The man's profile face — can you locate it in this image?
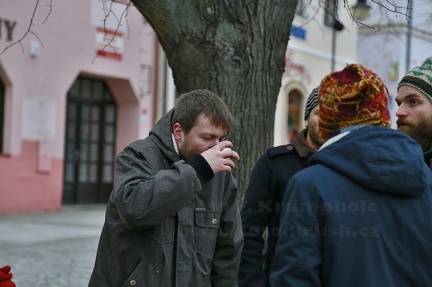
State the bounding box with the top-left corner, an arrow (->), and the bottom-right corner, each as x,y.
396,86 -> 432,151
306,105 -> 325,147
173,113 -> 228,159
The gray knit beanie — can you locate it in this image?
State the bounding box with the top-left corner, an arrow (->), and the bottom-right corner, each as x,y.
398,57 -> 432,102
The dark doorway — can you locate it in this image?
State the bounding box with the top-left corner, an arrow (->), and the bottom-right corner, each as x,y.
63,77 -> 116,204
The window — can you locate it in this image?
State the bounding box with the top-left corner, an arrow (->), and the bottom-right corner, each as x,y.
0,79 -> 4,152
296,0 -> 306,17
324,0 -> 336,27
324,0 -> 344,30
287,90 -> 302,143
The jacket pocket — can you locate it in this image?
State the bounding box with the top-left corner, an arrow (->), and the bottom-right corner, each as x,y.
121,259 -> 161,287
194,211 -> 221,260
151,215 -> 176,244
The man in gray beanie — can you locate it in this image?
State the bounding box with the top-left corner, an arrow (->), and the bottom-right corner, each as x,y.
238,87 -> 323,287
396,56 -> 432,169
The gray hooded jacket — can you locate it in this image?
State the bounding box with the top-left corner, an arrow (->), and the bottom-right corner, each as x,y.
89,109 -> 243,287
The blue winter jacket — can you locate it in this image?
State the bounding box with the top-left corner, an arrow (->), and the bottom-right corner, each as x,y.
270,126 -> 432,287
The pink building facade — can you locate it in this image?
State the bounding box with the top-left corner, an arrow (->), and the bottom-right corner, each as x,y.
0,0 -> 158,214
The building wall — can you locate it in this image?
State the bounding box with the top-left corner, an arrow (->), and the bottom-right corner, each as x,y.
0,0 -> 157,214
274,0 -> 359,145
356,0 -> 432,128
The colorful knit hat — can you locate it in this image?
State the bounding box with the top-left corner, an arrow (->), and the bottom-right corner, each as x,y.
398,57 -> 432,102
304,86 -> 319,119
318,64 -> 391,141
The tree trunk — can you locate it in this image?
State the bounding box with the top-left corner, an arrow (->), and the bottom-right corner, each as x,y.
132,0 -> 298,204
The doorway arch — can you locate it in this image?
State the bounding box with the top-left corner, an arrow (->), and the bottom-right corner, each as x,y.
63,76 -> 116,204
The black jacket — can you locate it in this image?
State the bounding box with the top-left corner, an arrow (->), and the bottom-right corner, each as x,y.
238,129 -> 315,287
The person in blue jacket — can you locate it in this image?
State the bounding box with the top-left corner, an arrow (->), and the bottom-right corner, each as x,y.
238,87 -> 324,287
270,63 -> 432,286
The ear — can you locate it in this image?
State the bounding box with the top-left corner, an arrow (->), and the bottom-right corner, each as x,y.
172,123 -> 183,142
304,118 -> 310,128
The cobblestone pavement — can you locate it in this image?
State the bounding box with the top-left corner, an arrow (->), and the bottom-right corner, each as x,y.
0,204 -> 106,287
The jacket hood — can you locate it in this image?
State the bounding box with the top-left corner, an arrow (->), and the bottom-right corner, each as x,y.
149,109 -> 181,163
309,126 -> 431,197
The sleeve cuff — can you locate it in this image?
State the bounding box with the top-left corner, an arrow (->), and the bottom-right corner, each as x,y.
185,154 -> 214,184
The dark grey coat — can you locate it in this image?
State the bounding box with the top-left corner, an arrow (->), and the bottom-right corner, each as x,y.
89,110 -> 243,287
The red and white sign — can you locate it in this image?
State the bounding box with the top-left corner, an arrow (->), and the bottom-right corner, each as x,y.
95,27 -> 124,60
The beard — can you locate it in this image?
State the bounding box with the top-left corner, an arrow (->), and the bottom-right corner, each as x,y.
398,115 -> 432,152
308,124 -> 325,148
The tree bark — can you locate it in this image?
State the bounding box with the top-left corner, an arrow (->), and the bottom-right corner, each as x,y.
132,0 -> 298,203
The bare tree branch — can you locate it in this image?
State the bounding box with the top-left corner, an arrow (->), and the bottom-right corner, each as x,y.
1,0 -> 46,55
342,0 -> 412,32
43,0 -> 53,24
92,0 -> 132,63
371,0 -> 409,16
1,0 -> 131,59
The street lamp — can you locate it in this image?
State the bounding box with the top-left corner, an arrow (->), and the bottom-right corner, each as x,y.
330,0 -> 371,72
351,0 -> 372,21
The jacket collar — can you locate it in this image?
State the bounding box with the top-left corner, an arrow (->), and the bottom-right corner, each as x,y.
291,129 -> 316,158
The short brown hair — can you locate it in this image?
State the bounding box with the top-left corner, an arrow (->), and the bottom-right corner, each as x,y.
172,89 -> 236,134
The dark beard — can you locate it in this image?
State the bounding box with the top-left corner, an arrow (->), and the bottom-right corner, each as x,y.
409,116 -> 432,152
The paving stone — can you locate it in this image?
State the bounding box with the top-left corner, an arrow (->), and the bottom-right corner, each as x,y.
0,204 -> 106,287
